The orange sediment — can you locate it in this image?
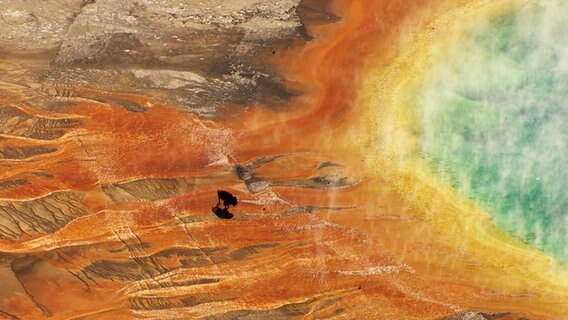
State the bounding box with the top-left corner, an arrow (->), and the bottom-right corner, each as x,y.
0,0 -> 567,319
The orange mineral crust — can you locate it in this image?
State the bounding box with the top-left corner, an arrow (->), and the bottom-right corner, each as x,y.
0,0 -> 566,319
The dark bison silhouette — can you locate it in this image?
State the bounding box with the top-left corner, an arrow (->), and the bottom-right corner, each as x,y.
217,190 -> 238,208
212,190 -> 237,219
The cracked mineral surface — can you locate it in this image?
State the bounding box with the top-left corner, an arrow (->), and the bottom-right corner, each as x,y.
0,0 -> 567,319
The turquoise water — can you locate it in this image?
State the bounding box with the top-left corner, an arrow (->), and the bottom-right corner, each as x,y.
418,2 -> 568,261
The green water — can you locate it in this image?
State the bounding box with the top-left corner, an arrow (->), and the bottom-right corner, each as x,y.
418,2 -> 568,261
